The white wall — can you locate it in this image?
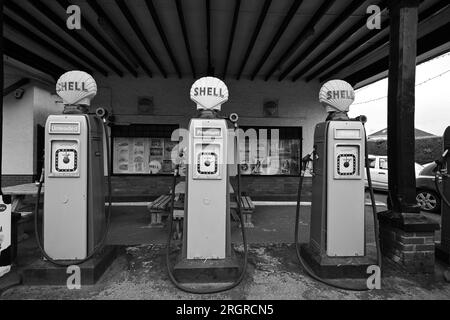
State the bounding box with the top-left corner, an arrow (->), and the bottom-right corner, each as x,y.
2,87 -> 34,174
2,85 -> 59,175
93,76 -> 327,157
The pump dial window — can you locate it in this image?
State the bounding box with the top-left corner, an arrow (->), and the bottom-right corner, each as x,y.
197,152 -> 218,175
55,149 -> 78,172
337,154 -> 356,176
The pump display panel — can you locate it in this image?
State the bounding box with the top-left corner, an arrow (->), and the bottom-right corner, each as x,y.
49,140 -> 80,177
197,152 -> 218,175
337,153 -> 356,176
334,145 -> 361,179
55,149 -> 78,172
192,143 -> 222,179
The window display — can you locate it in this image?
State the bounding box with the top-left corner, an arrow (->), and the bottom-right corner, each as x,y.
112,124 -> 301,176
239,126 -> 301,176
112,124 -> 179,175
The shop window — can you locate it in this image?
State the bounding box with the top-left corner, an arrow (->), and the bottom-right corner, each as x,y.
238,126 -> 302,176
112,124 -> 179,175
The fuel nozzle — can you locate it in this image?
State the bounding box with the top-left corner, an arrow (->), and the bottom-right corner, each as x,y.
435,149 -> 449,168
302,154 -> 312,165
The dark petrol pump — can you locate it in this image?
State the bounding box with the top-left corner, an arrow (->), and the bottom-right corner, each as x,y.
34,71 -> 112,266
166,77 -> 248,294
296,80 -> 381,290
435,126 -> 450,265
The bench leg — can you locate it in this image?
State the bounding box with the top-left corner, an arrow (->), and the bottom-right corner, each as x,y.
149,212 -> 164,228
237,212 -> 254,228
173,219 -> 183,241
245,213 -> 254,228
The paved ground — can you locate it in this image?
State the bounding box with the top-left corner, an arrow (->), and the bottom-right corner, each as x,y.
1,243 -> 450,300
1,191 -> 449,300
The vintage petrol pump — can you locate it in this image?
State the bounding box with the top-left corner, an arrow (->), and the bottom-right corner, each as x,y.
0,194 -> 12,278
297,80 -> 380,288
166,77 -> 248,294
436,126 -> 450,264
35,71 -> 110,264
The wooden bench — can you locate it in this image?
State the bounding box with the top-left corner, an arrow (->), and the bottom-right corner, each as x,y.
3,183 -> 43,242
147,193 -> 255,230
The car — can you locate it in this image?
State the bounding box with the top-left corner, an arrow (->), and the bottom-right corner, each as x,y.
416,162 -> 442,213
364,155 -> 423,191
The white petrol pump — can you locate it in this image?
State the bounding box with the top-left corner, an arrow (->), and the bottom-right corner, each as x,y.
36,71 -> 111,264
186,117 -> 230,259
296,80 -> 381,289
167,77 -> 248,294
313,120 -> 366,257
184,77 -> 234,260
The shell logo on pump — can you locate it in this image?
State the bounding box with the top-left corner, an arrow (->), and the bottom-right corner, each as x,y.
56,71 -> 97,106
319,80 -> 355,113
190,77 -> 229,110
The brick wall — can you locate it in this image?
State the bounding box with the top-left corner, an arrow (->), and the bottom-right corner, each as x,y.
1,175 -> 35,188
110,175 -> 312,202
237,176 -> 312,201
379,223 -> 435,273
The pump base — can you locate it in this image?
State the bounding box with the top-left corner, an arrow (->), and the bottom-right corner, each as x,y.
21,246 -> 118,285
0,269 -> 22,293
173,256 -> 240,283
300,243 -> 377,279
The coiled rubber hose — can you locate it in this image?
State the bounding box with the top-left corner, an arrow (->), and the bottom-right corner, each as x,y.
294,123 -> 382,291
33,117 -> 112,266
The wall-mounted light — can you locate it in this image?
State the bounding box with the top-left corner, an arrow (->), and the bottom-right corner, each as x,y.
263,99 -> 278,117
137,97 -> 154,114
14,88 -> 25,99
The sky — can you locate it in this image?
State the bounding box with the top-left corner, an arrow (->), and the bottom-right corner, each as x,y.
348,52 -> 450,136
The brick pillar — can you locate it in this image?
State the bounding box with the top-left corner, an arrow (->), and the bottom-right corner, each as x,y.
379,221 -> 435,273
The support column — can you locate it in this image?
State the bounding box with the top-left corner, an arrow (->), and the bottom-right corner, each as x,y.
378,0 -> 439,273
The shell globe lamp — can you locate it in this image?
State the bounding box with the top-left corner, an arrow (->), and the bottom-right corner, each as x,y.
319,79 -> 355,121
56,71 -> 97,114
190,77 -> 229,118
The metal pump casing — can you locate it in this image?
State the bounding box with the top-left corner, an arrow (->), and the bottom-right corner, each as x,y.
43,114 -> 106,260
310,120 -> 366,257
